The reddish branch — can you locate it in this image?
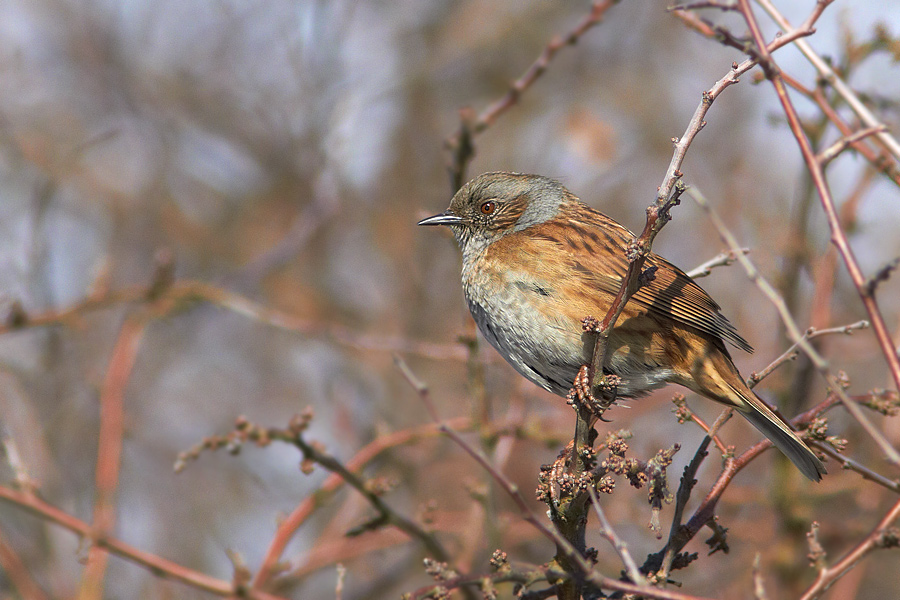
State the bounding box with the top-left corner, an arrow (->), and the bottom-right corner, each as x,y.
694,186 -> 899,463
799,498 -> 900,600
78,315 -> 148,599
588,0 -> 824,396
754,0 -> 900,162
250,418 -> 469,591
0,526 -> 48,600
734,0 -> 900,460
0,486 -> 286,600
398,357 -> 722,600
674,9 -> 900,191
652,387 -> 900,576
0,280 -> 469,361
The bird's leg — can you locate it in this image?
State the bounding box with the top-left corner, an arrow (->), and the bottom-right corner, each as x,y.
567,365 -> 607,421
570,316 -> 622,421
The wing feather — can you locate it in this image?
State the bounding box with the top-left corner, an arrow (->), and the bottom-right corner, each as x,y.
557,203 -> 753,353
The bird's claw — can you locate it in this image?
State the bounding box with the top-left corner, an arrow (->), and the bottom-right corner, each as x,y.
566,365 -> 619,421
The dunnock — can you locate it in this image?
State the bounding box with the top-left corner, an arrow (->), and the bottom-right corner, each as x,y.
419,172 -> 825,481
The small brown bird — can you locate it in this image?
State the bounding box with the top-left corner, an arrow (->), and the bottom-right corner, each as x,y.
419,172 -> 825,481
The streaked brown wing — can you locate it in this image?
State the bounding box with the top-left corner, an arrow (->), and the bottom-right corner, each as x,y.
559,203 -> 753,354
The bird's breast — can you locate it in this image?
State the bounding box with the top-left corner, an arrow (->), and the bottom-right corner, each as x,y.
460,249 -> 676,399
461,254 -> 586,395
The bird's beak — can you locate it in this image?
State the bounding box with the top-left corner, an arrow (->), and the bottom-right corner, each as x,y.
417,212 -> 464,227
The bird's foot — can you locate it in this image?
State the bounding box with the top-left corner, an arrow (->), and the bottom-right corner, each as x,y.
566,365 -> 619,422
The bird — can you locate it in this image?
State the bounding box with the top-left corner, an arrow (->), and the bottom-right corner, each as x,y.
418,171 -> 826,482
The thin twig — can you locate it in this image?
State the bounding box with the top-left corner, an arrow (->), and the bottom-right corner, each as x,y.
0,486 -> 286,600
799,497 -> 900,600
393,356 -> 587,567
754,0 -> 900,162
747,320 -> 870,387
250,418 -> 470,590
736,0 -> 900,405
0,280 -> 471,362
752,553 -> 769,600
649,393 -> 846,569
587,486 -> 647,585
79,314 -> 148,600
692,187 -> 900,465
818,126 -> 888,167
395,356 -> 719,600
587,5 -> 823,395
815,444 -> 900,493
685,248 -> 749,279
0,526 -> 49,600
444,0 -> 618,189
656,420 -> 724,581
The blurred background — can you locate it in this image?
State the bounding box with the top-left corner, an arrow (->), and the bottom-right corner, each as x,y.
1,1 -> 899,598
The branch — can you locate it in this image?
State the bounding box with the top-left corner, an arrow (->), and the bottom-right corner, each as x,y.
393,356 -> 588,569
79,315 -> 149,599
584,10 -> 820,396
0,525 -> 48,600
178,412 -> 451,564
587,486 -> 647,585
395,356 -> 717,600
735,0 -> 900,407
693,187 -> 900,465
747,320 -> 870,387
250,418 -> 470,590
754,0 -> 900,163
444,0 -> 618,189
685,248 -> 749,279
0,486 -> 285,600
815,444 -> 900,493
799,498 -> 900,600
0,280 -> 470,362
674,7 -> 900,189
818,126 -> 889,167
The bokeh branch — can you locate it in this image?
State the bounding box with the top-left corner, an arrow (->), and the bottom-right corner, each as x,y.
444,0 -> 618,190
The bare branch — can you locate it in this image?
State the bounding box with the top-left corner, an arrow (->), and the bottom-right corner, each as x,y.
444,0 -> 618,189
692,187 -> 900,465
748,320 -> 870,387
733,0 -> 900,458
80,315 -> 149,599
396,356 -> 720,600
754,0 -> 900,162
587,486 -> 647,585
800,498 -> 900,600
685,248 -> 749,279
0,487 -> 286,600
818,126 -> 889,167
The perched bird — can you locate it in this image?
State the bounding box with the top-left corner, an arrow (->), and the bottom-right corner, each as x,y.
418,172 -> 825,481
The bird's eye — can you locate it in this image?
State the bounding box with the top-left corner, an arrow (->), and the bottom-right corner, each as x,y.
480,201 -> 496,215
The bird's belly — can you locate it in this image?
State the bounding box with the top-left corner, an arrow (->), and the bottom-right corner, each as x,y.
467,295 -> 583,396
464,275 -> 673,398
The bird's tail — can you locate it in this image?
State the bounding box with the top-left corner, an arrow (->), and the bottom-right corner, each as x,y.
730,384 -> 827,482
